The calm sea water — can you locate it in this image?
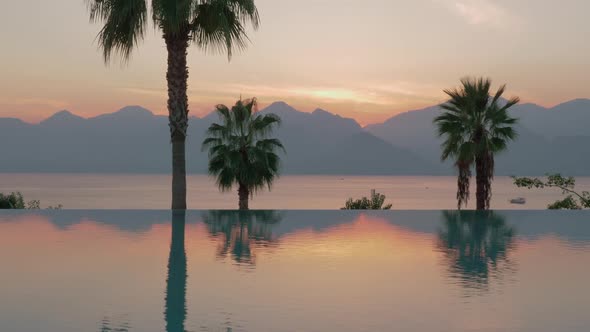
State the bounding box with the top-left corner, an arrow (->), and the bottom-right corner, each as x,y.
0,173 -> 588,209
0,210 -> 589,332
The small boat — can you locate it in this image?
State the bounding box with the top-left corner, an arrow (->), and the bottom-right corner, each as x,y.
509,197 -> 526,205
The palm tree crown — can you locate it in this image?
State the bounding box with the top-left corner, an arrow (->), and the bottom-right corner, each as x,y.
434,77 -> 519,210
88,0 -> 259,62
202,98 -> 285,210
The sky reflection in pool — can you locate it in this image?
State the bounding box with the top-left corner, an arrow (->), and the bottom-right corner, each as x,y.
0,210 -> 589,332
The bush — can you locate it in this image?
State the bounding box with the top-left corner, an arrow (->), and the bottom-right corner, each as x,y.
342,189 -> 393,210
0,192 -> 62,210
0,192 -> 26,209
513,174 -> 590,210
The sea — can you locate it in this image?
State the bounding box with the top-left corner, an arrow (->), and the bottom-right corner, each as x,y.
1,173 -> 587,210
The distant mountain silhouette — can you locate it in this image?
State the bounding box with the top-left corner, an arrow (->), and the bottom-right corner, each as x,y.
257,102 -> 436,174
0,103 -> 436,174
1,100 -> 588,175
365,99 -> 590,175
514,99 -> 590,138
40,110 -> 85,127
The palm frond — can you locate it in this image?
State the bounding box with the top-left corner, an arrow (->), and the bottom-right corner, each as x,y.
151,0 -> 192,34
190,0 -> 259,59
88,0 -> 148,63
256,138 -> 286,153
490,84 -> 506,106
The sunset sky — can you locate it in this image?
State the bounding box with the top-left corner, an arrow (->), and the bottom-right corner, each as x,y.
1,0 -> 589,125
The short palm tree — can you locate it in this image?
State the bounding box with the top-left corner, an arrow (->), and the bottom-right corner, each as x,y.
87,0 -> 260,210
202,98 -> 285,210
434,77 -> 519,210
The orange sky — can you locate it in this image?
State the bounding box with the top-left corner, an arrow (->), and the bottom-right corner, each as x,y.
1,0 -> 589,126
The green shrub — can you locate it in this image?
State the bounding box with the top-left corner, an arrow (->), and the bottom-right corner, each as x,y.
0,192 -> 62,210
342,189 -> 393,210
513,174 -> 590,210
0,192 -> 26,209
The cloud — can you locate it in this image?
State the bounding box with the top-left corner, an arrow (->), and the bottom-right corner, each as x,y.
119,81 -> 444,122
121,87 -> 166,97
436,0 -> 516,27
0,97 -> 69,109
202,82 -> 442,107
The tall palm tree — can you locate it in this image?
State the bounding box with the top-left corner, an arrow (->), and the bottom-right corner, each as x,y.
87,0 -> 260,210
202,98 -> 284,210
434,77 -> 519,210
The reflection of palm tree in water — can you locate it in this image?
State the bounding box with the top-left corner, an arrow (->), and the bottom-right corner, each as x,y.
99,212 -> 187,332
437,210 -> 516,292
203,210 -> 282,265
99,316 -> 130,332
165,211 -> 187,332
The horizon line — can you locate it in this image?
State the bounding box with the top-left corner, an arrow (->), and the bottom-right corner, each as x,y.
2,97 -> 589,128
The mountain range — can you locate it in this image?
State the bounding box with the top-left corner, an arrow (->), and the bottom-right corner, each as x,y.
0,99 -> 588,175
365,99 -> 590,175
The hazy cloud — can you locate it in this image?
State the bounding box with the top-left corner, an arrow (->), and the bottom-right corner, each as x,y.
0,97 -> 69,110
121,87 -> 166,98
436,0 -> 515,27
117,81 -> 444,124
203,82 -> 442,107
123,81 -> 441,108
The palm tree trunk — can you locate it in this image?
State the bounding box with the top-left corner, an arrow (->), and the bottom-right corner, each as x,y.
456,161 -> 472,210
238,182 -> 249,210
475,153 -> 493,211
475,156 -> 486,210
165,31 -> 190,210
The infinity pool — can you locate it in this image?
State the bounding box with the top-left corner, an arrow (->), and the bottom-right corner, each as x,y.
1,210 -> 589,332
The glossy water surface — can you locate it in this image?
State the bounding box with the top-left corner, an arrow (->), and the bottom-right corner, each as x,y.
1,210 -> 589,332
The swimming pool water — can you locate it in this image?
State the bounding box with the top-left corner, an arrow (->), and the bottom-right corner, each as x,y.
1,210 -> 589,332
